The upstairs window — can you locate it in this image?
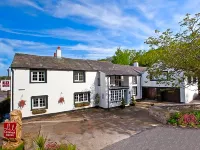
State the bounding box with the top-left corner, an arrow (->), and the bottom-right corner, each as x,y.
74,71 -> 85,83
132,86 -> 137,96
150,71 -> 168,81
132,76 -> 137,84
30,70 -> 47,83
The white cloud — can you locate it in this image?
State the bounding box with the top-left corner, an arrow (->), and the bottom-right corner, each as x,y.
1,0 -> 44,11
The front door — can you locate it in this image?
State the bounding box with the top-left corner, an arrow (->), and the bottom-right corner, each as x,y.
124,90 -> 128,104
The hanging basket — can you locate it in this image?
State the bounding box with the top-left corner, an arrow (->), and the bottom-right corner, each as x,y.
58,97 -> 65,104
18,100 -> 26,109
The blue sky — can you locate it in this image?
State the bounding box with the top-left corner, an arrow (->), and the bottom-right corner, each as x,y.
0,0 -> 199,75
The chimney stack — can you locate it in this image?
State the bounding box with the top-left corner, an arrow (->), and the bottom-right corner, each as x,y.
133,62 -> 139,67
56,46 -> 61,58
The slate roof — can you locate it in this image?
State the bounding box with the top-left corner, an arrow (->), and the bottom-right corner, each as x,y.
11,53 -> 140,76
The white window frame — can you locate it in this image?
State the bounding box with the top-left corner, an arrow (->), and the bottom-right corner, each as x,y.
74,92 -> 90,103
132,86 -> 137,96
132,76 -> 137,84
31,96 -> 47,109
74,71 -> 85,82
110,90 -> 124,102
30,70 -> 46,83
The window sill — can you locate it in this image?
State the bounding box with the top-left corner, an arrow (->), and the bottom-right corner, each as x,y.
110,101 -> 121,103
73,81 -> 85,83
75,102 -> 90,107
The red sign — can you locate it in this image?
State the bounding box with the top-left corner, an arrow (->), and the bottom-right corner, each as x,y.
4,122 -> 17,138
2,81 -> 10,87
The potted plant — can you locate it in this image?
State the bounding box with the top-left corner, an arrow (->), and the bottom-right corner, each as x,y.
130,96 -> 136,106
120,98 -> 125,109
95,93 -> 100,108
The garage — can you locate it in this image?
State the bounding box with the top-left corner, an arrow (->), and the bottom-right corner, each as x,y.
142,87 -> 180,103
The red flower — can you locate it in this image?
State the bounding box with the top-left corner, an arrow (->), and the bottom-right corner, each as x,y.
182,114 -> 197,125
45,142 -> 59,150
58,97 -> 64,104
18,100 -> 26,108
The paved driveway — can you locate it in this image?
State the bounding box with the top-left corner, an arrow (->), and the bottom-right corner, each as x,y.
0,105 -> 160,150
104,126 -> 200,150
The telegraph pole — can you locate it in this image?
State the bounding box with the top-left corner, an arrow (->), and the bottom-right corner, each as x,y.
7,69 -> 10,99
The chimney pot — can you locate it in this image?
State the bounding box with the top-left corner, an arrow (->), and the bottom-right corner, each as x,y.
133,62 -> 139,67
56,46 -> 61,58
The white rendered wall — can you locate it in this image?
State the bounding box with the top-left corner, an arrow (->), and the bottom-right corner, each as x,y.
12,69 -> 99,118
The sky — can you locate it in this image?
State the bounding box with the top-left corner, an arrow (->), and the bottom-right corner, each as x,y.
0,0 -> 199,75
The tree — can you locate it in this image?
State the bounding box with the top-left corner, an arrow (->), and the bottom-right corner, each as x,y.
145,13 -> 200,86
112,48 -> 135,65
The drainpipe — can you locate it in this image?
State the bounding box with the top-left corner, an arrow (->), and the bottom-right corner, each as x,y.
107,76 -> 110,111
11,68 -> 14,111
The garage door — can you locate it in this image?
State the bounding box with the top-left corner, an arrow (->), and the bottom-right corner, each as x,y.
160,88 -> 180,103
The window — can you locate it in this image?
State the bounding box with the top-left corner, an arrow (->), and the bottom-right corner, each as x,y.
74,92 -> 90,103
193,77 -> 197,83
110,76 -> 121,86
110,90 -> 124,102
132,87 -> 137,96
30,70 -> 47,83
98,72 -> 100,86
31,95 -> 48,110
150,71 -> 168,81
73,71 -> 85,83
188,76 -> 192,84
132,76 -> 137,84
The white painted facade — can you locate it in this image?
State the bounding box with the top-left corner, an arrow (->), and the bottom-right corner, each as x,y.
11,68 -> 141,118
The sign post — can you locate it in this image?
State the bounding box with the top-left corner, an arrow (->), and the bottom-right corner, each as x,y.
0,80 -> 10,91
4,122 -> 17,139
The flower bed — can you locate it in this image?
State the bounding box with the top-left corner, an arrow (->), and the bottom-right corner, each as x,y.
148,104 -> 200,126
168,110 -> 200,128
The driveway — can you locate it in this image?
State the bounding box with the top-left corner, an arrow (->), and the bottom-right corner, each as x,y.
0,105 -> 160,150
103,126 -> 200,150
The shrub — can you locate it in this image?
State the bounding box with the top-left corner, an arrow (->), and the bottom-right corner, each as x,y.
120,98 -> 125,109
34,135 -> 47,150
130,96 -> 136,106
168,111 -> 200,128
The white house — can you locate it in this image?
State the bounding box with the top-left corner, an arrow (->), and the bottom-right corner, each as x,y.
10,47 -> 142,118
141,68 -> 199,103
10,47 -> 199,118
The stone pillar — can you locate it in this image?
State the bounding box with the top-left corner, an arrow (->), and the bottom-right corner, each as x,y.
2,110 -> 24,150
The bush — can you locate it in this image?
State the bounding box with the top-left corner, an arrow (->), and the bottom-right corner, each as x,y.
34,135 -> 47,150
120,98 -> 125,109
130,96 -> 136,106
0,97 -> 10,122
168,110 -> 200,127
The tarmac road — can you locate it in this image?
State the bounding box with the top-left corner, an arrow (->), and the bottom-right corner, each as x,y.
103,126 -> 200,150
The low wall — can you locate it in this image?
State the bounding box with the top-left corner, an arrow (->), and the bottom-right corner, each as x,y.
148,104 -> 200,124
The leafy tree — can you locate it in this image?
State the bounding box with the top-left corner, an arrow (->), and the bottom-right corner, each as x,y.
145,13 -> 200,86
112,48 -> 134,65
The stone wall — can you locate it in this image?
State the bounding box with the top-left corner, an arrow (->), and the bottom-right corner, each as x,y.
148,104 -> 200,124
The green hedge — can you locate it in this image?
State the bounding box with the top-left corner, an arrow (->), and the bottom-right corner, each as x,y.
0,97 -> 10,115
